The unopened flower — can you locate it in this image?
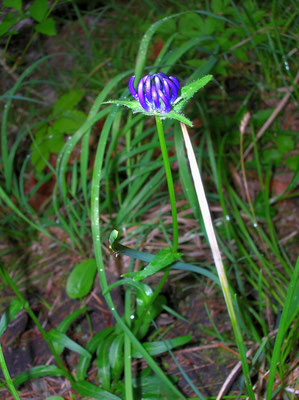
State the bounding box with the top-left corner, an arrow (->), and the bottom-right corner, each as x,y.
128,72 -> 180,114
105,71 -> 212,127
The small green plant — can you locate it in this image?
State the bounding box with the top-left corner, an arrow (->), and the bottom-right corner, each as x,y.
1,0 -> 58,68
30,89 -> 87,174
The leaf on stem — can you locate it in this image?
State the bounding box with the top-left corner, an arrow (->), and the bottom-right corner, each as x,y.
123,247 -> 181,281
132,335 -> 192,358
174,75 -> 213,112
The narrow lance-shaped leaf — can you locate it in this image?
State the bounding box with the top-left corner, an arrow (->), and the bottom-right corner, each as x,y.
104,100 -> 143,112
123,247 -> 181,281
57,307 -> 88,334
104,278 -> 153,306
72,380 -> 121,400
13,365 -> 67,387
47,329 -> 92,358
76,327 -> 114,381
174,75 -> 213,112
132,335 -> 192,358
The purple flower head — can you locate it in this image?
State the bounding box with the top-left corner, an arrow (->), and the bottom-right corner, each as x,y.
128,72 -> 180,114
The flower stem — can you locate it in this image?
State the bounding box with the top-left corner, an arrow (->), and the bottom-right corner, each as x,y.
155,116 -> 178,253
180,122 -> 255,400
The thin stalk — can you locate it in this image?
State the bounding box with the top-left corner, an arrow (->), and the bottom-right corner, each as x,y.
124,259 -> 134,400
151,269 -> 170,304
180,122 -> 255,400
155,116 -> 178,252
124,333 -> 133,400
0,266 -> 73,384
0,343 -> 20,400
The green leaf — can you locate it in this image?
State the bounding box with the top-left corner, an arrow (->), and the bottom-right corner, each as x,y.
104,278 -> 153,306
109,334 -> 124,381
178,13 -> 203,38
66,258 -> 97,299
76,327 -> 114,381
234,48 -> 249,62
156,18 -> 176,35
203,17 -> 217,35
174,75 -> 213,112
57,307 -> 88,334
136,295 -> 166,339
285,155 -> 299,173
0,21 -> 13,36
275,135 -> 294,154
132,367 -> 178,398
132,335 -> 191,358
34,123 -> 47,142
252,108 -> 273,125
164,110 -> 192,126
45,126 -> 65,153
262,149 -> 282,165
30,124 -> 64,171
30,131 -> 50,171
4,0 -> 22,12
45,397 -> 65,400
72,381 -> 121,400
54,89 -> 85,113
0,12 -> 18,36
109,229 -> 119,247
13,365 -> 67,386
48,329 -> 92,358
96,334 -> 116,390
34,18 -> 56,36
104,100 -> 144,112
212,0 -> 225,13
0,299 -> 23,337
52,110 -> 87,135
111,240 -> 219,284
123,247 -> 181,281
29,0 -> 48,22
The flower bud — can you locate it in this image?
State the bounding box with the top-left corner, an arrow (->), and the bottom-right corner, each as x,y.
128,72 -> 180,114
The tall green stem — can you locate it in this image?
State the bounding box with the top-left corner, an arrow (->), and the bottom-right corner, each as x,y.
0,266 -> 73,384
124,258 -> 134,400
155,117 -> 179,252
0,343 -> 20,400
